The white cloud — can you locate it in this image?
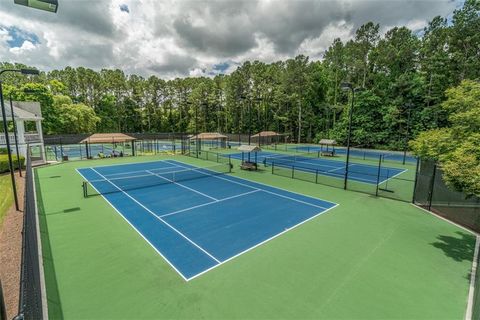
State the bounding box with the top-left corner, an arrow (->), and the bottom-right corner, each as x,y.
9,40 -> 36,55
0,0 -> 461,79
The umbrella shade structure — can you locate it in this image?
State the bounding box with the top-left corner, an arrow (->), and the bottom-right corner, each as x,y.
251,131 -> 283,146
189,132 -> 228,149
237,144 -> 262,170
78,133 -> 136,158
80,133 -> 136,144
318,139 -> 337,156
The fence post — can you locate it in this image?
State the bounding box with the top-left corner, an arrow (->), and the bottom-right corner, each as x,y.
375,155 -> 383,196
427,163 -> 437,211
0,280 -> 6,320
411,158 -> 420,203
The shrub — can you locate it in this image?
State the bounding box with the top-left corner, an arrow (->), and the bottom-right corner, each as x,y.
0,154 -> 25,173
0,148 -> 8,154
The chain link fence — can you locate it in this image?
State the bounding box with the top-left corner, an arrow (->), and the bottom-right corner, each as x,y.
15,146 -> 45,320
268,153 -> 416,203
413,159 -> 480,232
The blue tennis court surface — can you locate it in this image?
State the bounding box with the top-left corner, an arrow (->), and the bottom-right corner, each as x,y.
290,145 -> 417,163
77,160 -> 337,280
226,151 -> 407,185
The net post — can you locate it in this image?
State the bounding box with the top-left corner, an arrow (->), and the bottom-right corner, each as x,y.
375,155 -> 382,196
272,162 -> 274,174
292,165 -> 295,179
228,156 -> 232,173
315,169 -> 319,184
82,182 -> 87,198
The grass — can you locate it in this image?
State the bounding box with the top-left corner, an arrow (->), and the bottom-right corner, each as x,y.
0,173 -> 13,226
35,154 -> 476,319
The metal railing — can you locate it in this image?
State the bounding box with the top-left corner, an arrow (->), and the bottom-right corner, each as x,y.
0,133 -> 16,145
15,147 -> 45,320
24,134 -> 41,143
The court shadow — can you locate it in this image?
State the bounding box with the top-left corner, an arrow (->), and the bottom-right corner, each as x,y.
44,207 -> 82,216
431,231 -> 475,263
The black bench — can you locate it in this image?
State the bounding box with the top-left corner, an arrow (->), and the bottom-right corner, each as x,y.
321,150 -> 335,157
240,161 -> 258,171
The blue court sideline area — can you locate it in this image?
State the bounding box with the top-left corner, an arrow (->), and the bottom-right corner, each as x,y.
77,160 -> 337,280
226,151 -> 407,185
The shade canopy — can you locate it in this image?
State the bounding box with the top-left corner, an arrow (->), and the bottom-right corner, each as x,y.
80,133 -> 136,144
238,145 -> 262,152
319,139 -> 337,146
189,132 -> 227,140
251,131 -> 281,138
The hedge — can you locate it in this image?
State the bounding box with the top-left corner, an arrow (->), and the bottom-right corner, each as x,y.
0,154 -> 25,173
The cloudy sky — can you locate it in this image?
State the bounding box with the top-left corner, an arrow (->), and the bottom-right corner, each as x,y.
0,0 -> 462,79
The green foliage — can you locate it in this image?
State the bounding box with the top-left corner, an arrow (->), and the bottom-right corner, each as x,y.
52,95 -> 100,133
410,80 -> 480,196
0,155 -> 25,173
1,0 -> 478,149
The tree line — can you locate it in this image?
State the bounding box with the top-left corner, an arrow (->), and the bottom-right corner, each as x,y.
1,0 -> 479,151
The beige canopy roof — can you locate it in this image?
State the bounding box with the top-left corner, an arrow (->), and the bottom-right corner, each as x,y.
189,132 -> 227,140
80,133 -> 136,143
319,139 -> 337,145
238,145 -> 262,152
251,131 -> 281,138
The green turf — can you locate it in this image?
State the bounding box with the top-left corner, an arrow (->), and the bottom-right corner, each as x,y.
0,173 -> 13,226
35,155 -> 476,319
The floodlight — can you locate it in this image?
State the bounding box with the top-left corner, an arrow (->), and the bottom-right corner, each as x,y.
14,0 -> 58,13
20,69 -> 40,75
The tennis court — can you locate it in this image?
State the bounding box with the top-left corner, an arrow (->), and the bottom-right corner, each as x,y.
289,145 -> 417,163
77,159 -> 337,280
227,151 -> 406,185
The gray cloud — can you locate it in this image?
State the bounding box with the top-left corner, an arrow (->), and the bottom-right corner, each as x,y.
147,53 -> 197,75
0,0 -> 462,78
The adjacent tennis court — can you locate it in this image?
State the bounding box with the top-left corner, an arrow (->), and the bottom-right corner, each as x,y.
77,159 -> 337,280
227,151 -> 406,185
289,145 -> 417,163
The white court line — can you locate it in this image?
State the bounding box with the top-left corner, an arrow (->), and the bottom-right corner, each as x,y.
78,160 -> 340,281
90,168 -> 222,264
146,170 -> 218,201
159,189 -> 261,218
186,203 -> 340,281
165,159 -> 338,205
165,160 -> 329,210
103,165 -> 180,177
77,158 -> 176,170
76,168 -> 189,281
466,235 -> 480,320
377,168 -> 408,185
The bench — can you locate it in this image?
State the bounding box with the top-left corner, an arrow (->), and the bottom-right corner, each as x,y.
321,150 -> 335,157
240,161 -> 258,171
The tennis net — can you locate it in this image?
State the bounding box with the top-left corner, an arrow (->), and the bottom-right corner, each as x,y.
263,151 -> 320,167
83,163 -> 231,197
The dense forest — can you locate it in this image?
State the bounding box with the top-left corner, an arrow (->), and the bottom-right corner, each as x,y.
1,0 -> 479,151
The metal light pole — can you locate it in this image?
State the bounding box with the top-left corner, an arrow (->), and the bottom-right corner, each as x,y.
340,82 -> 357,190
0,68 -> 40,211
9,94 -> 22,177
403,103 -> 413,165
